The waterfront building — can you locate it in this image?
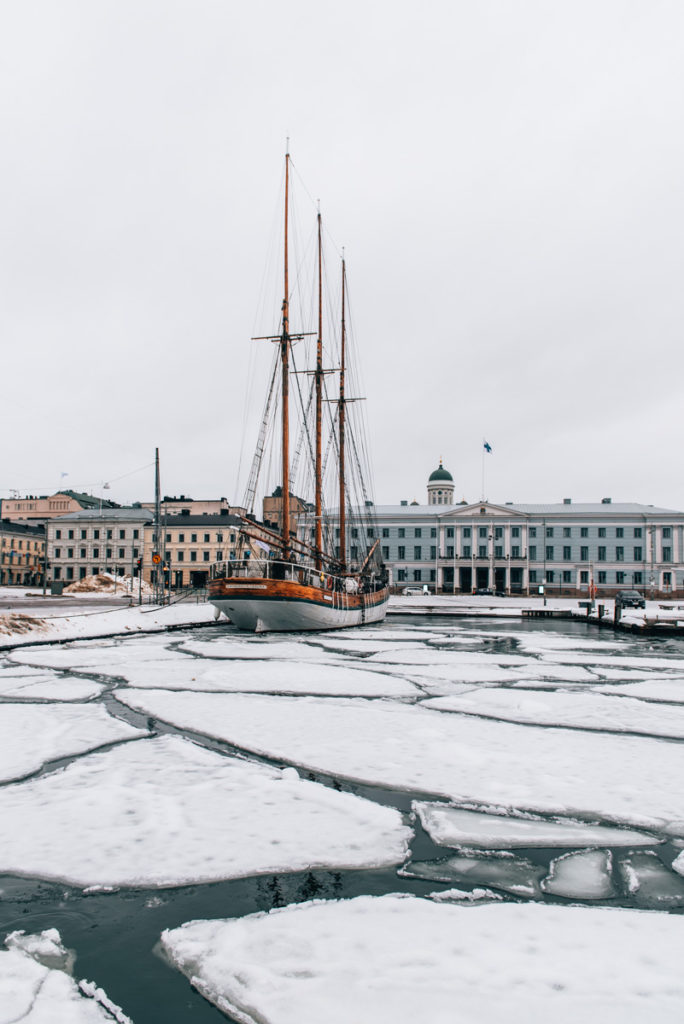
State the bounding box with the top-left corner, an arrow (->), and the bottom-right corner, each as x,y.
150,511 -> 245,589
46,508 -> 152,584
298,463 -> 684,598
0,520 -> 45,586
139,496 -> 245,518
1,490 -> 118,523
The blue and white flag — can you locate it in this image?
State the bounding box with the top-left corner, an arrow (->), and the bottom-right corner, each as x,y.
254,539 -> 271,554
60,471 -> 69,478
483,441 -> 492,453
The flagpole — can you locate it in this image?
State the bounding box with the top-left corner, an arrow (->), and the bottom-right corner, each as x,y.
481,440 -> 485,502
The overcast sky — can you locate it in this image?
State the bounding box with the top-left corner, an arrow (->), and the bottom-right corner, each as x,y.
2,1 -> 683,511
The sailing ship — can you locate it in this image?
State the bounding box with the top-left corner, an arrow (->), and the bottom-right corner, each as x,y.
208,151 -> 390,632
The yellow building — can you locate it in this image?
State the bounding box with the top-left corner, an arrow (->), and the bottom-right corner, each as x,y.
144,512 -> 247,588
0,520 -> 46,585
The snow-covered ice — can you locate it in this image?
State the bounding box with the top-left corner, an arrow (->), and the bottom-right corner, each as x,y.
114,690 -> 684,834
617,852 -> 684,907
0,736 -> 409,887
414,804 -> 656,848
6,639 -> 189,672
107,657 -> 419,697
0,703 -> 144,782
402,852 -> 545,896
421,688 -> 684,737
542,850 -> 614,900
596,679 -> 684,703
178,639 -> 342,661
0,930 -> 130,1023
0,665 -> 104,700
162,894 -> 684,1024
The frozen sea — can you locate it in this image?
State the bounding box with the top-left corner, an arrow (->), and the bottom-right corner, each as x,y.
1,615 -> 684,1022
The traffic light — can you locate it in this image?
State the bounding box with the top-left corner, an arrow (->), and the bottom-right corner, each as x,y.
136,558 -> 142,570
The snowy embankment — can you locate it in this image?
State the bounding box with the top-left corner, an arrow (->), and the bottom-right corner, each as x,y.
0,601 -> 215,649
161,894 -> 684,1024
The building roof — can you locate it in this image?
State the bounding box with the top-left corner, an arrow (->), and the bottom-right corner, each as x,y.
362,501 -> 684,518
59,490 -> 119,509
428,461 -> 453,483
0,519 -> 45,537
50,508 -> 154,522
163,513 -> 243,527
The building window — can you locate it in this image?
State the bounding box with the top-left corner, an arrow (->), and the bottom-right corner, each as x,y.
413,570 -> 422,582
93,548 -> 99,558
663,547 -> 672,562
119,530 -> 126,540
529,527 -> 536,538
463,545 -> 471,558
398,546 -> 405,559
563,546 -> 571,560
581,527 -> 588,538
368,528 -> 375,538
398,528 -> 405,538
54,547 -> 61,558
203,551 -> 210,561
414,528 -> 422,538
512,527 -> 520,538
664,571 -> 672,587
68,530 -> 74,540
495,545 -> 503,558
216,550 -> 223,560
429,569 -> 436,582
511,545 -> 520,558
634,571 -> 643,584
478,545 -> 487,558
634,528 -> 642,538
351,528 -> 358,539
397,569 -> 406,582
133,548 -> 139,558
54,567 -> 61,580
133,530 -> 139,540
616,547 -> 624,561
55,529 -> 61,540
616,571 -> 625,584
563,570 -> 572,583
580,570 -> 589,584
116,548 -> 123,558
67,548 -> 74,558
563,527 -> 571,538
335,529 -> 340,538
616,527 -> 624,538
598,527 -> 606,538
463,528 -> 471,538
66,566 -> 74,580
106,548 -> 112,559
80,548 -> 86,558
598,547 -> 606,561
80,529 -> 87,540
546,570 -> 554,583
663,527 -> 672,539
177,551 -> 184,561
382,528 -> 389,538
430,527 -> 437,538
495,527 -> 503,540
546,546 -> 554,561
580,546 -> 589,561
190,551 -> 197,562
216,533 -> 223,543
546,527 -> 554,538
178,534 -> 185,543
446,545 -> 454,558
93,529 -> 100,540
166,534 -> 171,543
634,546 -> 642,560
382,546 -> 389,559
79,567 -> 87,580
529,570 -> 537,583
204,534 -> 210,543
430,546 -> 437,559
107,530 -> 112,539
446,527 -> 454,538
479,527 -> 487,539
414,546 -> 422,560
191,533 -> 197,543
529,546 -> 536,560
598,571 -> 607,584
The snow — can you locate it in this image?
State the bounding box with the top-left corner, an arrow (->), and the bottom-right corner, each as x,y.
420,688 -> 684,738
0,703 -> 145,783
113,691 -> 684,834
0,601 -> 215,649
616,852 -> 684,907
414,804 -> 656,848
596,679 -> 684,703
0,665 -> 104,700
542,850 -> 614,900
0,736 -> 409,887
6,638 -> 189,670
178,638 -> 343,661
402,852 -> 545,896
161,894 -> 684,1024
373,659 -> 597,687
0,931 -> 128,1023
110,657 -> 419,697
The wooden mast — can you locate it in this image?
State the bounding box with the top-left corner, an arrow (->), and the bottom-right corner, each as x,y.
338,257 -> 347,571
315,208 -> 323,570
281,149 -> 291,557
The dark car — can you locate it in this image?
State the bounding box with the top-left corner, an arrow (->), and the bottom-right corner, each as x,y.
475,588 -> 494,596
615,590 -> 646,608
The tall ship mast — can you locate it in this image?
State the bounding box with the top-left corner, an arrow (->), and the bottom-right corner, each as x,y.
208,150 -> 389,632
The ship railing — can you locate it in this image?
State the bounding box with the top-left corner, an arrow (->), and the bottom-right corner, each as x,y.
210,558 -> 387,595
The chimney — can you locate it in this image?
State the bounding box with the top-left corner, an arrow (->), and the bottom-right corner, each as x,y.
563,498 -> 572,504
601,497 -> 612,504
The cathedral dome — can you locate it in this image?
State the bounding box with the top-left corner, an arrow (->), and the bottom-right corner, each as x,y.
428,461 -> 453,483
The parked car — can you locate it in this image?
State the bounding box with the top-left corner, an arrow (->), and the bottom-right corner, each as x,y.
474,588 -> 494,596
615,590 -> 646,608
402,587 -> 424,596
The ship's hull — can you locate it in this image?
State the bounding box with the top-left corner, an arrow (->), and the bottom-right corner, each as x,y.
208,577 -> 389,633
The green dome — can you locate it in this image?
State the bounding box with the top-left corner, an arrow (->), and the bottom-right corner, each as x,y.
428,461 -> 453,483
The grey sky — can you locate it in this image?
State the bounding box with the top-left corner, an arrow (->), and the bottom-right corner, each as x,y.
2,1 -> 683,510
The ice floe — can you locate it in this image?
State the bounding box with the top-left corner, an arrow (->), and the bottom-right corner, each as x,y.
0,736 -> 409,887
113,691 -> 684,834
0,666 -> 104,700
414,804 -> 656,848
595,679 -> 684,703
0,703 -> 144,782
420,688 -> 684,737
617,851 -> 684,907
402,851 -> 545,896
6,640 -> 188,672
162,895 -> 684,1024
542,850 -> 614,900
108,658 -> 418,696
178,639 -> 342,661
1,929 -> 129,1023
